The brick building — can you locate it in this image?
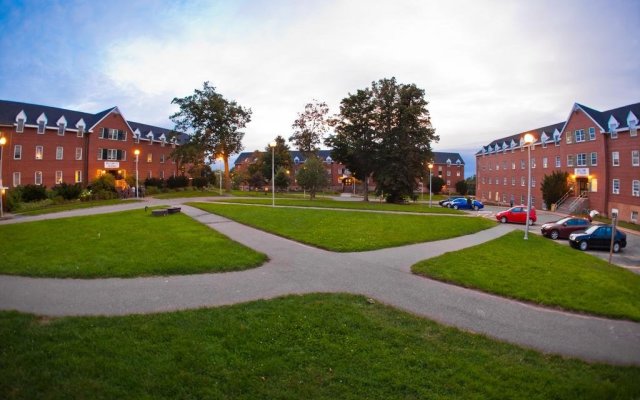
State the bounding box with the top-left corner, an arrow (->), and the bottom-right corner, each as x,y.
476,102 -> 639,223
0,100 -> 187,191
234,150 -> 465,193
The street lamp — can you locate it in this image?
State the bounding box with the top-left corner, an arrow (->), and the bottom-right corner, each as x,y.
269,141 -> 276,207
427,162 -> 434,208
133,149 -> 140,199
0,136 -> 6,218
523,133 -> 535,240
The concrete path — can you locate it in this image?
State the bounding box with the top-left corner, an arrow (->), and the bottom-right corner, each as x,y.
1,200 -> 639,366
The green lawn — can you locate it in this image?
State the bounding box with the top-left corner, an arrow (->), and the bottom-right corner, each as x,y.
189,202 -> 494,252
13,199 -> 139,216
412,231 -> 640,321
215,197 -> 463,214
1,294 -> 638,400
0,209 -> 266,278
150,189 -> 223,199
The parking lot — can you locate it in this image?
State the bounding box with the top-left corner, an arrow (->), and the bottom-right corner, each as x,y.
471,205 -> 640,271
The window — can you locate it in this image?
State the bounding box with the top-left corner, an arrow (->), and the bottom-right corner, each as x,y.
14,145 -> 22,160
58,123 -> 65,136
100,128 -> 126,141
567,154 -> 574,167
632,150 -> 639,166
56,146 -> 63,160
503,177 -> 507,185
555,156 -> 561,167
511,161 -> 515,170
590,152 -> 597,166
35,146 -> 43,160
512,177 -> 515,186
576,153 -> 587,167
55,171 -> 63,184
575,129 -> 585,142
135,134 -> 140,144
631,121 -> 638,137
496,163 -> 499,171
37,121 -> 45,134
502,161 -> 506,170
520,160 -> 525,169
588,127 -> 596,140
633,180 -> 640,197
532,177 -> 536,188
16,118 -> 25,133
610,127 -> 618,139
98,148 -> 126,161
75,170 -> 82,183
488,177 -> 492,184
566,132 -> 572,144
456,171 -> 460,177
75,147 -> 82,160
13,172 -> 20,187
35,171 -> 43,185
612,179 -> 620,194
147,153 -> 152,163
543,157 -> 548,168
531,158 -> 536,168
77,126 -> 84,137
160,170 -> 165,179
612,151 -> 620,166
446,170 -> 450,176
160,154 -> 165,163
590,178 -> 598,192
632,211 -> 638,223
521,177 -> 525,186
481,177 -> 485,184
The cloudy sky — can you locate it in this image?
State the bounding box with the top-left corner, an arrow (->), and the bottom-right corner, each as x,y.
1,0 -> 639,175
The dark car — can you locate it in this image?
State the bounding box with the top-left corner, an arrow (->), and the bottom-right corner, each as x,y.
439,196 -> 465,207
569,225 -> 627,253
541,217 -> 590,240
448,198 -> 484,210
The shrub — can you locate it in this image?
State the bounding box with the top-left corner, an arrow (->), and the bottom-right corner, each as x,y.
144,177 -> 165,188
167,175 -> 189,189
5,187 -> 23,211
192,177 -> 209,189
90,174 -> 116,193
21,184 -> 48,202
52,183 -> 83,200
145,186 -> 160,195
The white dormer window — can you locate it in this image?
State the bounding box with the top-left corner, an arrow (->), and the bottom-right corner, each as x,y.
294,156 -> 300,164
171,137 -> 177,148
134,129 -> 141,144
15,110 -> 27,133
326,156 -> 332,163
147,131 -> 154,144
608,115 -> 619,138
57,116 -> 67,136
628,111 -> 638,137
159,133 -> 166,147
446,159 -> 451,166
553,129 -> 561,146
76,119 -> 86,137
37,113 -> 47,134
456,159 -> 461,165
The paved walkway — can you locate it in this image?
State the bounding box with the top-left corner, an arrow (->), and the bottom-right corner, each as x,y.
1,200 -> 639,366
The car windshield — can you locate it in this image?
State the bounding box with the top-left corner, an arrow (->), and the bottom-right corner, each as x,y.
584,226 -> 599,234
555,217 -> 571,224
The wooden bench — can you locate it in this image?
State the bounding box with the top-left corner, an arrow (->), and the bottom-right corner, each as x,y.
151,209 -> 168,217
167,207 -> 181,214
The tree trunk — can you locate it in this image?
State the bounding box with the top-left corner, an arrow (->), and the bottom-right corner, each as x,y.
223,156 -> 231,192
363,176 -> 370,202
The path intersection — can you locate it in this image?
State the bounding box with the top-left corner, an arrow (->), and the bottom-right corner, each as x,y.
1,199 -> 639,366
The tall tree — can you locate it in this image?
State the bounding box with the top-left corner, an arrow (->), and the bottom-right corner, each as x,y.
169,139 -> 206,177
170,82 -> 252,191
541,170 -> 570,209
375,78 -> 439,202
260,135 -> 293,179
296,156 -> 328,200
326,88 -> 377,201
289,100 -> 329,156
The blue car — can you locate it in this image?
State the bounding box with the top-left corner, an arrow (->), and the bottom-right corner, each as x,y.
448,198 -> 484,210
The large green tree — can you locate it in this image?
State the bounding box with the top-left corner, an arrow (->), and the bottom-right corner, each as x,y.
171,82 -> 252,192
260,136 -> 293,179
541,170 -> 570,209
289,100 -> 329,156
169,139 -> 206,177
296,156 -> 328,200
372,78 -> 439,203
326,88 -> 377,201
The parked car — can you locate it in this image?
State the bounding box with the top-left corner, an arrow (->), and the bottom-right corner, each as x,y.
439,196 -> 465,207
569,225 -> 627,253
495,205 -> 537,224
448,198 -> 484,210
540,217 -> 590,240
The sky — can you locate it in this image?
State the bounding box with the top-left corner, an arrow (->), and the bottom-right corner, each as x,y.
1,0 -> 639,176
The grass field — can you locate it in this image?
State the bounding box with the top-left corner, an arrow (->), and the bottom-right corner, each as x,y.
189,202 -> 494,252
12,198 -> 139,216
215,197 -> 463,214
0,208 -> 266,278
412,230 -> 640,321
1,294 -> 638,400
150,189 -> 222,199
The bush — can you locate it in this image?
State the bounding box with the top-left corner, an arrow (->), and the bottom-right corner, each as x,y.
167,175 -> 189,189
5,187 -> 23,211
144,177 -> 165,188
21,184 -> 48,202
145,186 -> 160,195
52,183 -> 83,200
192,177 -> 209,189
90,174 -> 116,193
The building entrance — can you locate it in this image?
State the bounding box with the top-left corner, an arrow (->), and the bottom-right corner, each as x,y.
576,177 -> 588,196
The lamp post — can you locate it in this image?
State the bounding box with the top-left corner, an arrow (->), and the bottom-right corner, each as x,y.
523,133 -> 535,240
0,136 -> 6,218
269,141 -> 276,207
427,162 -> 433,208
133,149 -> 140,199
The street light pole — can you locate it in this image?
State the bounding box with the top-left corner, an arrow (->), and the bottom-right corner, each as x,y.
0,136 -> 6,218
523,133 -> 535,240
428,162 -> 433,208
269,141 -> 276,207
133,149 -> 140,199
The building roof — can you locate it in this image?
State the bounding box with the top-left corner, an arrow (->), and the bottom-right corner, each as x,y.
0,99 -> 188,144
432,152 -> 465,165
476,101 -> 640,156
235,149 -> 463,165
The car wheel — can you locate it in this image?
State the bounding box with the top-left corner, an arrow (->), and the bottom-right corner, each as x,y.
550,230 -> 559,240
613,242 -> 621,253
453,205 -> 459,210
473,205 -> 479,211
579,241 -> 588,251
500,217 -> 507,223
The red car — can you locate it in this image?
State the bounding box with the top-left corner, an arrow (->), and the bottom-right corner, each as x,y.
496,205 -> 537,225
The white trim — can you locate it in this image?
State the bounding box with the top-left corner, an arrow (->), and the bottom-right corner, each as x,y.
608,115 -> 619,131
560,103 -> 605,135
88,106 -> 136,137
15,109 -> 27,123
